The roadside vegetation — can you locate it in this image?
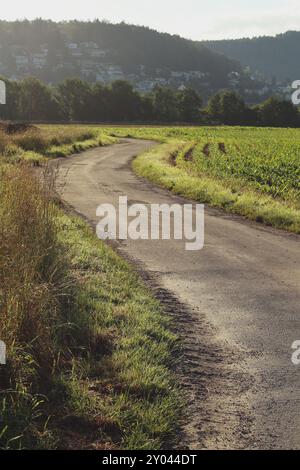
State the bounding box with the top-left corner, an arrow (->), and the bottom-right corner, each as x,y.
108,126 -> 300,233
0,126 -> 179,449
0,123 -> 115,165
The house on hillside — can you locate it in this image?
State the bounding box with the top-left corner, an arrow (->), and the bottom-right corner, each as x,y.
15,54 -> 29,71
227,71 -> 241,88
67,43 -> 78,50
89,48 -> 108,59
105,64 -> 124,81
32,53 -> 47,69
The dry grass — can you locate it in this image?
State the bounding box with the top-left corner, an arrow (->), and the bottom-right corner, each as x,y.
0,164 -> 101,448
0,164 -> 69,447
0,124 -> 116,164
0,165 -> 62,356
11,129 -> 48,153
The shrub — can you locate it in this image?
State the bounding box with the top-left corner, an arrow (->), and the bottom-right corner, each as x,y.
12,129 -> 48,153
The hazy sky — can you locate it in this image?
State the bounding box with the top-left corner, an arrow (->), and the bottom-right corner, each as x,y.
1,0 -> 299,40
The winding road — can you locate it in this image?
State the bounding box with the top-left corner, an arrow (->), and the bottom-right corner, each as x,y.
58,139 -> 300,450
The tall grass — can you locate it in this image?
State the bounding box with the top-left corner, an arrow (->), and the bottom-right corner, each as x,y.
0,164 -> 68,447
0,164 -> 68,350
0,125 -> 116,164
0,164 -> 101,448
0,137 -> 178,450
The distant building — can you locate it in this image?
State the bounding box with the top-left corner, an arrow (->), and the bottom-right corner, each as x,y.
96,73 -> 106,82
15,55 -> 29,69
105,64 -> 124,80
188,71 -> 209,79
89,49 -> 107,59
32,53 -> 47,69
67,43 -> 78,49
80,42 -> 98,49
227,71 -> 240,88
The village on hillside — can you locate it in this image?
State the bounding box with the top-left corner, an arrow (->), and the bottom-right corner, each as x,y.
0,39 -> 292,103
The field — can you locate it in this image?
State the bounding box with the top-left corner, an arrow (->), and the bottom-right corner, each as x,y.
107,126 -> 300,233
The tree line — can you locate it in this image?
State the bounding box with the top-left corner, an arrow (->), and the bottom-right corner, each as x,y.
0,76 -> 299,127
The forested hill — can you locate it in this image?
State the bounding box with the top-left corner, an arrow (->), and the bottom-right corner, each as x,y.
64,20 -> 239,72
0,19 -> 240,85
201,31 -> 300,81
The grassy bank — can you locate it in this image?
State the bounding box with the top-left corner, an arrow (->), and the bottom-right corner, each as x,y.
106,126 -> 300,233
0,123 -> 116,165
54,213 -> 179,450
0,133 -> 179,450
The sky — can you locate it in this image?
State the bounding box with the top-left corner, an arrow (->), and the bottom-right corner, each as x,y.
1,0 -> 299,40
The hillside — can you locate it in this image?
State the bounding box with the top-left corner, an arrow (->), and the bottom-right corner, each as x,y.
202,31 -> 300,81
0,19 -> 241,93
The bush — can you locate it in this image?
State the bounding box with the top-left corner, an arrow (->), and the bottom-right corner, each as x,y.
12,129 -> 48,153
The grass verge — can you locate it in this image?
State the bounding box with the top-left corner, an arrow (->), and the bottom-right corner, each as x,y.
0,164 -> 179,450
54,213 -> 179,450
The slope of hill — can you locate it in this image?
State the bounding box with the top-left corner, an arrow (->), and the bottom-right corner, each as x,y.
0,19 -> 241,91
202,31 -> 300,81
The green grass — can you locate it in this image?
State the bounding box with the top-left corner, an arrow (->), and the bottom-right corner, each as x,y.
53,213 -> 179,450
105,126 -> 300,233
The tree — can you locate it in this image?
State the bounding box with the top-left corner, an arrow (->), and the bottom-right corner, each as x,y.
57,79 -> 94,121
151,86 -> 179,122
107,80 -> 142,121
17,77 -> 60,121
177,88 -> 202,122
139,94 -> 154,122
0,77 -> 21,121
207,90 -> 249,125
90,82 -> 109,121
207,93 -> 222,122
257,97 -> 299,127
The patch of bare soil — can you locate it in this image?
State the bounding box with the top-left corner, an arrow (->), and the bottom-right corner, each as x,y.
203,143 -> 210,157
184,145 -> 195,162
56,414 -> 121,450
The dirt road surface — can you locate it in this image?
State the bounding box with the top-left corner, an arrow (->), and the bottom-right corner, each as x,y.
58,139 -> 300,450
